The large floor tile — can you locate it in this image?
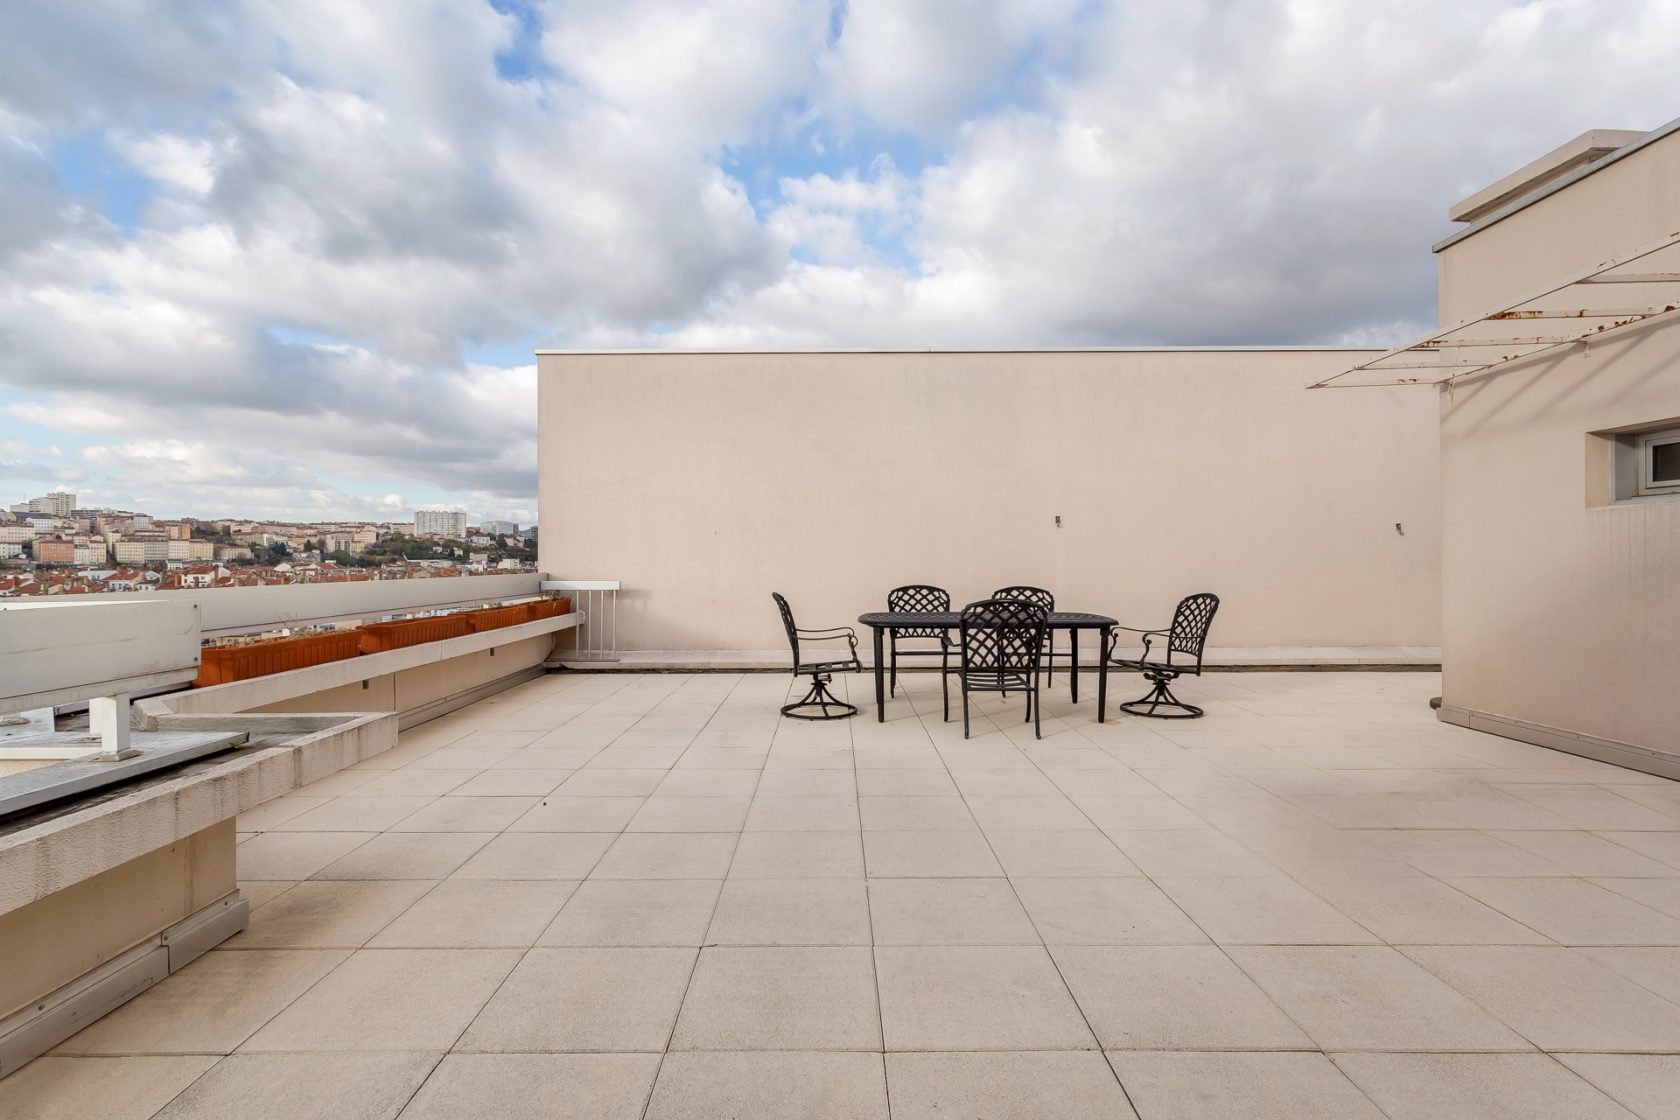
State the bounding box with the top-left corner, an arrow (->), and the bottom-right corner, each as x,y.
1109,1051 -> 1386,1120
1052,945 -> 1311,1050
874,945 -> 1097,1051
728,831 -> 865,878
867,878 -> 1039,944
1297,875 -> 1552,944
965,795 -> 1094,830
589,832 -> 738,879
389,796 -> 539,833
858,796 -> 977,830
984,830 -> 1140,877
1443,877 -> 1680,945
646,1052 -> 888,1120
271,796 -> 437,832
1152,876 -> 1378,944
1333,1053 -> 1635,1120
236,831 -> 373,880
0,1056 -> 216,1120
155,1052 -> 439,1120
367,879 -> 576,947
398,1053 -> 659,1120
1014,877 -> 1207,944
707,878 -> 872,945
240,948 -> 519,1051
1105,830 -> 1279,877
508,796 -> 644,832
671,946 -> 880,1050
1558,1054 -> 1680,1120
887,1051 -> 1136,1120
55,949 -> 349,1055
450,832 -> 615,879
232,880 -> 434,948
1577,946 -> 1680,1004
1403,945 -> 1680,1051
1228,945 -> 1530,1051
540,879 -> 721,946
457,947 -> 696,1052
556,769 -> 668,797
313,832 -> 494,880
627,796 -> 752,832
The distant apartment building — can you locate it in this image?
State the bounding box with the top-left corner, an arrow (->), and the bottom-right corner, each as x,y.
414,509 -> 467,538
112,536 -> 170,565
167,539 -> 215,562
33,538 -> 76,565
25,491 -> 75,517
214,544 -> 254,562
481,519 -> 518,537
0,526 -> 32,545
74,542 -> 109,566
0,542 -> 22,560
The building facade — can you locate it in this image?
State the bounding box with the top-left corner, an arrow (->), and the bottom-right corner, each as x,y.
414,509 -> 467,538
1429,120 -> 1680,770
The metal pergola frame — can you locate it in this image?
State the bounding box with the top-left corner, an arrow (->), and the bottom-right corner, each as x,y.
1309,229 -> 1680,389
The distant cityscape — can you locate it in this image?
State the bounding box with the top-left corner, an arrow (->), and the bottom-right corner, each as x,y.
0,491 -> 537,597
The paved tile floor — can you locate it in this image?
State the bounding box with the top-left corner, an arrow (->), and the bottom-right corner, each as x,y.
10,669 -> 1680,1118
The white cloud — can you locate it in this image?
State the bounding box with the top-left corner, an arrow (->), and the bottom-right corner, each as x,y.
0,0 -> 1675,522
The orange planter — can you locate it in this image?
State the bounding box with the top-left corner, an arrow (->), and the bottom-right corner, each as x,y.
530,597 -> 571,619
192,631 -> 362,687
358,615 -> 472,653
464,603 -> 534,633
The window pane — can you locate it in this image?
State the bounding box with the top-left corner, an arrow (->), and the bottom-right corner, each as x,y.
1653,440 -> 1680,484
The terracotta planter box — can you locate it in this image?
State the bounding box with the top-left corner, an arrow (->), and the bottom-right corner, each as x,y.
357,615 -> 472,653
530,597 -> 571,620
192,630 -> 362,688
464,604 -> 534,633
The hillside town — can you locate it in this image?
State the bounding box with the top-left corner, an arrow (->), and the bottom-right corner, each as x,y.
0,491 -> 537,598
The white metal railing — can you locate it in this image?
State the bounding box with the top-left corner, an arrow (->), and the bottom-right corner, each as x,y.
542,579 -> 620,661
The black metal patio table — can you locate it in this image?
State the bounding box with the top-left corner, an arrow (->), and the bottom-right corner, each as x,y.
856,611 -> 1120,723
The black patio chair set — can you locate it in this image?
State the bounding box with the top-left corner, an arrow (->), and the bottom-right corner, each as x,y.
771,586 -> 1220,736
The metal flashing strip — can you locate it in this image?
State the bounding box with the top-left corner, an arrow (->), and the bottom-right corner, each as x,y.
1309,229 -> 1680,389
0,731 -> 246,822
1433,115 -> 1680,253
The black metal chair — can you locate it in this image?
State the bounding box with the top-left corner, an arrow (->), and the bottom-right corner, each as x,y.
886,584 -> 954,709
771,592 -> 861,720
1104,593 -> 1220,718
992,585 -> 1073,688
950,598 -> 1049,739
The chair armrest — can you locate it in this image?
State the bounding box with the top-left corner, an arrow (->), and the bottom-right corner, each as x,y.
797,627 -> 859,654
1105,626 -> 1168,660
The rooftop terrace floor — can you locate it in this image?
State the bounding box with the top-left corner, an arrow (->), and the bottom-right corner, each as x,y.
9,669 -> 1680,1118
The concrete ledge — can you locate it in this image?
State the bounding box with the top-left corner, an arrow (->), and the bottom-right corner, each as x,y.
553,646 -> 1442,672
0,712 -> 393,918
1437,703 -> 1680,781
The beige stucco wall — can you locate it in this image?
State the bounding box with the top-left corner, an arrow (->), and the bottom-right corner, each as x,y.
538,349 -> 1441,651
0,820 -> 235,1020
1437,126 -> 1680,751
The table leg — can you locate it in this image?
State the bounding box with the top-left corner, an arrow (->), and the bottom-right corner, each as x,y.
872,626 -> 886,722
1069,630 -> 1080,704
1097,626 -> 1111,722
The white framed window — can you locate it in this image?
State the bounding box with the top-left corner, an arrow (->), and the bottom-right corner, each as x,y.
1637,427 -> 1680,496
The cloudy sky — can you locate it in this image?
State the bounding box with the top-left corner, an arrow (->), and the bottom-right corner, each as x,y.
0,1 -> 1673,525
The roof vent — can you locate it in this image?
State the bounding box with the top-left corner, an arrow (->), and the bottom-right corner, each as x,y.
1449,128 -> 1647,223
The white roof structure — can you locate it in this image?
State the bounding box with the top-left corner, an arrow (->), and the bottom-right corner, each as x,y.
1311,228 -> 1680,389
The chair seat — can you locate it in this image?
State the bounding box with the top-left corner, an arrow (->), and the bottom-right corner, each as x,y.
1109,657 -> 1182,676
796,655 -> 862,674
961,670 -> 1034,691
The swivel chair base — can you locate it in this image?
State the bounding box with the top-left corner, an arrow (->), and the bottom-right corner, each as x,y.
1118,671 -> 1204,719
781,672 -> 858,720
